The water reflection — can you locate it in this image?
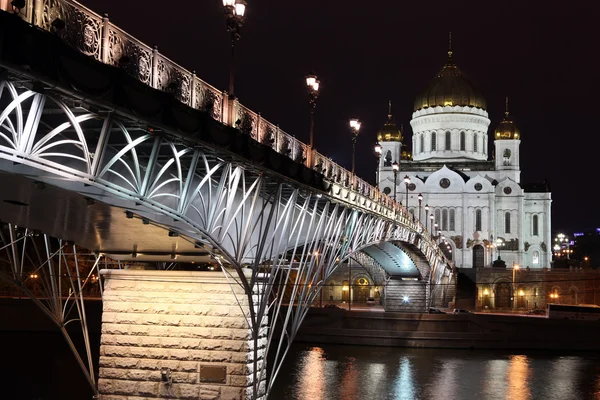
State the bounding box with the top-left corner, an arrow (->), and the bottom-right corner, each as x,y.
506,355 -> 531,400
270,344 -> 600,400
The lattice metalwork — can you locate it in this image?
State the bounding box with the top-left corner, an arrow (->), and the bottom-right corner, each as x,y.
0,223 -> 125,397
0,75 -> 452,398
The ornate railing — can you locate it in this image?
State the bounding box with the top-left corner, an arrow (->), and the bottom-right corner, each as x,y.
1,0 -> 447,254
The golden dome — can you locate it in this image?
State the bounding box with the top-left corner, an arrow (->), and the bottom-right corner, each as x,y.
495,97 -> 520,140
414,51 -> 486,111
377,101 -> 403,142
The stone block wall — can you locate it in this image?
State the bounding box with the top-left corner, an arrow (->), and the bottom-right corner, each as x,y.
98,269 -> 267,400
384,279 -> 427,312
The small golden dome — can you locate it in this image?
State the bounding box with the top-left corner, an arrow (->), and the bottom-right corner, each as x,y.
377,101 -> 403,142
495,97 -> 520,140
414,50 -> 486,111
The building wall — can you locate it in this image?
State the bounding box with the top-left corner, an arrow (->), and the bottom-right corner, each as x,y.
476,267 -> 600,311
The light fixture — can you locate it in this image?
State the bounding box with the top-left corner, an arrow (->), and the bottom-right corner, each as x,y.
125,211 -> 134,219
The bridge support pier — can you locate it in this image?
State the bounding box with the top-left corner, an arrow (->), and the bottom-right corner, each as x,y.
98,269 -> 266,400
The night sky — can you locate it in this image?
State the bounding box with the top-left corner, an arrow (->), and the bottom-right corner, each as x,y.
82,0 -> 598,235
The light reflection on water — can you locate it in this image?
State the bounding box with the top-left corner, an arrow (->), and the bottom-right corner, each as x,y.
269,344 -> 600,400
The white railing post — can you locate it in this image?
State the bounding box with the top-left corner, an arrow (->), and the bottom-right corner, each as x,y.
151,46 -> 158,89
101,14 -> 110,64
32,0 -> 43,26
190,71 -> 197,109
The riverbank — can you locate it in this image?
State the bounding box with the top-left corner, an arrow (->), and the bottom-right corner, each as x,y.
294,307 -> 600,351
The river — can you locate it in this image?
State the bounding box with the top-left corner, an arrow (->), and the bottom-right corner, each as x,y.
268,343 -> 600,400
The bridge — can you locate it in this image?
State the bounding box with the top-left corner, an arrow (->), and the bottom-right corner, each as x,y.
0,1 -> 454,399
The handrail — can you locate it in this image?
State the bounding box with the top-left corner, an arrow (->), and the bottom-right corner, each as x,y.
1,0 -> 450,269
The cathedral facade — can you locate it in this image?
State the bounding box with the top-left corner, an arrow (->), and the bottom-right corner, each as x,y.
376,50 -> 552,269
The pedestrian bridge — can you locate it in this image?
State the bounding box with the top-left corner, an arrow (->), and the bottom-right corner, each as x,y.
0,2 -> 454,399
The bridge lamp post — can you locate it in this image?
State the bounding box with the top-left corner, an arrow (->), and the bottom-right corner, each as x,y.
403,175 -> 411,211
349,119 -> 361,187
222,0 -> 247,99
306,73 -> 320,167
424,204 -> 429,231
392,161 -> 399,202
417,194 -> 423,223
374,142 -> 382,187
429,213 -> 434,237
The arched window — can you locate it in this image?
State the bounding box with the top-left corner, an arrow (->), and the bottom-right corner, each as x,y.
533,215 -> 539,236
442,209 -> 448,230
475,209 -> 482,231
384,150 -> 392,167
505,212 -> 511,234
533,250 -> 540,265
431,132 -> 437,151
445,131 -> 451,150
474,134 -> 478,153
435,209 -> 441,228
449,209 -> 455,231
460,131 -> 466,151
420,135 -> 424,153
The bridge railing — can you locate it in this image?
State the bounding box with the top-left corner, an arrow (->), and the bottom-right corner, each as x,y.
2,0 -> 450,266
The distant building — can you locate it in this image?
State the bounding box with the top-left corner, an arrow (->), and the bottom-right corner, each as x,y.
376,48 -> 552,269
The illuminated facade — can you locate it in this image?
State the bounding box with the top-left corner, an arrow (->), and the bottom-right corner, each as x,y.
377,50 -> 552,269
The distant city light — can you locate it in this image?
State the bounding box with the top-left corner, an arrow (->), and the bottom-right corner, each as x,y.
574,232 -> 584,237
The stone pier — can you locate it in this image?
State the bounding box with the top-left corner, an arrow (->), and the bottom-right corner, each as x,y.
98,269 -> 266,400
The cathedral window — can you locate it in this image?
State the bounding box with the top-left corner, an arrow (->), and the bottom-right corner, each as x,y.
435,209 -> 441,228
533,215 -> 539,236
431,132 -> 437,151
450,209 -> 455,231
442,209 -> 448,230
505,212 -> 511,234
533,251 -> 540,265
475,209 -> 482,231
384,150 -> 392,167
420,135 -> 424,153
460,131 -> 465,151
445,131 -> 451,150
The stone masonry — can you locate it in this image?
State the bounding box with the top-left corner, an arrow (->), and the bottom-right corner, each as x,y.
98,269 -> 267,400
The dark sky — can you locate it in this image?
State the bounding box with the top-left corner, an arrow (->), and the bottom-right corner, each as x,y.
82,0 -> 598,236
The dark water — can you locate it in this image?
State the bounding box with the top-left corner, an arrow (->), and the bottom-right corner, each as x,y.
3,329 -> 600,400
269,343 -> 600,400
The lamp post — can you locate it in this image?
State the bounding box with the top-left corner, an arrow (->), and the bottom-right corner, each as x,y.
429,213 -> 434,237
306,73 -> 320,167
349,119 -> 361,181
512,262 -> 520,310
374,142 -> 382,187
392,161 -> 399,202
434,223 -> 439,242
222,0 -> 247,100
424,203 -> 429,231
403,175 -> 411,211
418,193 -> 423,223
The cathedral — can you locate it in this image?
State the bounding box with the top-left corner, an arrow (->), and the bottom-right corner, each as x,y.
376,49 -> 552,270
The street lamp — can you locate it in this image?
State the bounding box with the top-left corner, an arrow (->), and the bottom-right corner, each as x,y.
512,262 -> 519,310
424,203 -> 429,231
306,73 -> 320,149
418,193 -> 423,223
403,175 -> 411,210
374,142 -> 382,187
222,0 -> 247,99
349,119 -> 361,179
392,161 -> 399,202
429,213 -> 434,236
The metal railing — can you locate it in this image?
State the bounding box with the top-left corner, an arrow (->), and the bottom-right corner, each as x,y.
2,0 -> 448,261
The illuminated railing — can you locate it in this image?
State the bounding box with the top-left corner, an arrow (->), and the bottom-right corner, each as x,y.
2,0 -> 449,265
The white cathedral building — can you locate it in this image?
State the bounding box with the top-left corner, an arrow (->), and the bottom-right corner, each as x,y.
376,49 -> 552,269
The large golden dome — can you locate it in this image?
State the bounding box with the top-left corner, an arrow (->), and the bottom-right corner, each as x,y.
414,51 -> 486,111
377,101 -> 403,142
495,98 -> 520,140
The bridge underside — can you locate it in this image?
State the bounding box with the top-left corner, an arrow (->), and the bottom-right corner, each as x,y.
0,171 -> 211,263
